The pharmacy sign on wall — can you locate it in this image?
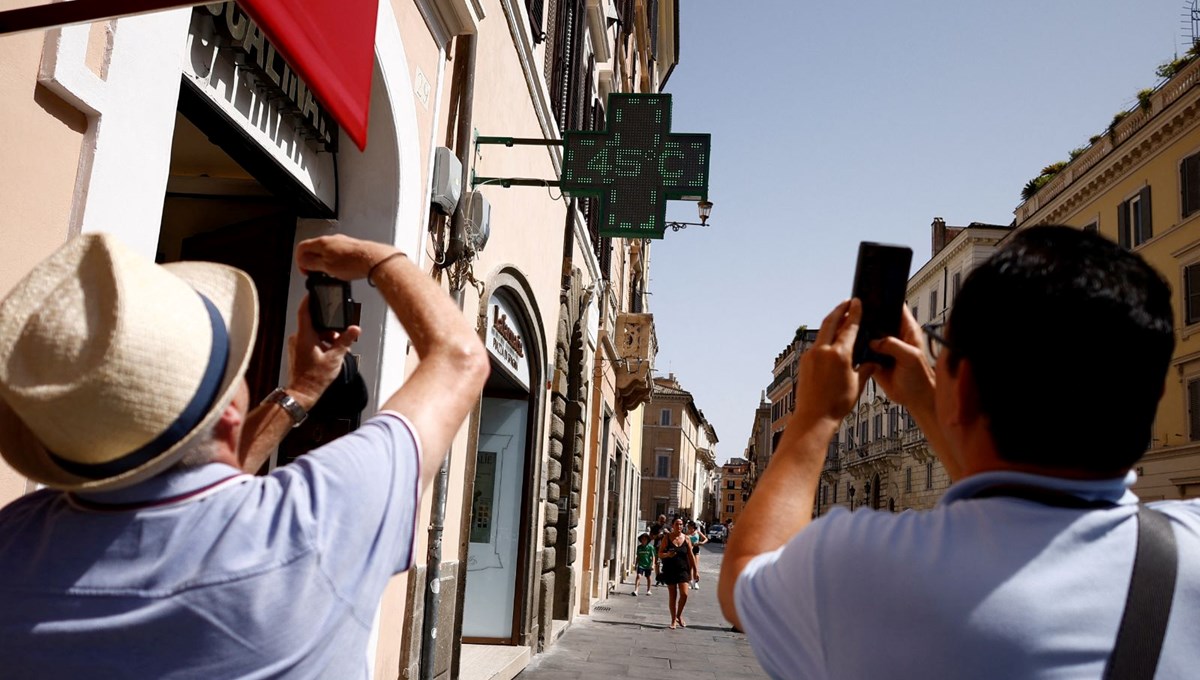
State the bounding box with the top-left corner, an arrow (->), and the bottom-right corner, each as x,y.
561,94 -> 710,239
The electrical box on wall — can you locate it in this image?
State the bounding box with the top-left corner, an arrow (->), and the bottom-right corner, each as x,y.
464,191 -> 491,252
431,147 -> 462,214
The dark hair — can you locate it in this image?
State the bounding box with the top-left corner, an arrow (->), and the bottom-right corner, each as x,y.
947,226 -> 1174,472
686,520 -> 697,530
638,532 -> 650,543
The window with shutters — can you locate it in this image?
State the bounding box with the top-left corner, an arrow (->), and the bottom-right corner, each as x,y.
905,466 -> 912,492
926,462 -> 933,489
1182,152 -> 1200,218
660,409 -> 670,426
656,454 -> 670,478
913,306 -> 919,324
525,0 -> 546,43
929,289 -> 939,321
952,272 -> 962,300
1119,187 -> 1153,248
873,413 -> 883,438
548,0 -> 582,131
1083,221 -> 1099,234
1190,379 -> 1200,441
1186,264 -> 1200,326
833,483 -> 839,503
858,420 -> 868,446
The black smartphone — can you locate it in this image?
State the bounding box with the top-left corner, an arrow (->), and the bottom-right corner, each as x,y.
851,241 -> 913,367
306,273 -> 361,332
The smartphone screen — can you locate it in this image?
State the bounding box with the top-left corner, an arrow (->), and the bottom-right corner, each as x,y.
851,242 -> 913,367
307,274 -> 352,332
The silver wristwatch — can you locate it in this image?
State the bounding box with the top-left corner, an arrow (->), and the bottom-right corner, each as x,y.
265,388 -> 307,427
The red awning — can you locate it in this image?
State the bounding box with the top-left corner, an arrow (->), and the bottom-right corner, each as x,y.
238,0 -> 378,151
0,0 -> 379,151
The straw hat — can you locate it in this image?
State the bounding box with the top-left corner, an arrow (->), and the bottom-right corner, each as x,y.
0,233 -> 259,491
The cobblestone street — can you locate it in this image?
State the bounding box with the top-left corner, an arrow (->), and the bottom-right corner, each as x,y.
516,544 -> 768,679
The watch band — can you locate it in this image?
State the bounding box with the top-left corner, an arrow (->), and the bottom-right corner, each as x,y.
265,388 -> 307,427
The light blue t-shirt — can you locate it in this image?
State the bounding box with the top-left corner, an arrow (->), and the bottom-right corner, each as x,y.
735,470 -> 1200,680
0,411 -> 421,680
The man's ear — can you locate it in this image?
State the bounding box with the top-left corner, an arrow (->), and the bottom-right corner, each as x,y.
213,400 -> 245,450
952,358 -> 984,428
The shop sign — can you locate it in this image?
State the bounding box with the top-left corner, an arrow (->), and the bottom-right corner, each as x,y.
486,294 -> 530,391
183,4 -> 337,211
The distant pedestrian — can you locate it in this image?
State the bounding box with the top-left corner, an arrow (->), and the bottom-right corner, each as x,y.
685,520 -> 708,590
651,514 -> 669,586
632,533 -> 654,596
659,518 -> 699,629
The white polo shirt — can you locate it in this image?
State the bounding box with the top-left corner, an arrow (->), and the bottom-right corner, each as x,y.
735,470 -> 1200,679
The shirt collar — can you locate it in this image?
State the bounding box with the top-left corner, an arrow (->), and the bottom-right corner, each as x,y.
939,469 -> 1138,507
74,462 -> 245,506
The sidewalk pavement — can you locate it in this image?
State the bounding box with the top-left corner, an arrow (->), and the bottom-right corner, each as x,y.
515,543 -> 769,679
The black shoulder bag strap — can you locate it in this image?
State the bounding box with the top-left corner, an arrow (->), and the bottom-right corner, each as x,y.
1103,506 -> 1178,680
971,486 -> 1178,679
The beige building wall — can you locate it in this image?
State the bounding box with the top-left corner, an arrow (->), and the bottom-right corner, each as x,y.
0,15 -> 101,501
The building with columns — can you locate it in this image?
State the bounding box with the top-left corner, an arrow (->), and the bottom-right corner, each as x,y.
816,220 -> 1011,516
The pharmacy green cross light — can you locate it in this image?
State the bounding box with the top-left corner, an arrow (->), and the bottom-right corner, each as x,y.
561,94 -> 711,239
472,93 -> 711,240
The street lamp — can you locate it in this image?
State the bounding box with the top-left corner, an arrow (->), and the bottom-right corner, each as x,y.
666,200 -> 714,231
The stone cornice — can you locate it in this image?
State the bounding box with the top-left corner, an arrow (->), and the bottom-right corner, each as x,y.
907,229 -> 1010,292
1017,56 -> 1200,226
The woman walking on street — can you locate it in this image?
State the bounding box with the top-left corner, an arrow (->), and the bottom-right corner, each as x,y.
658,518 -> 699,629
684,520 -> 708,590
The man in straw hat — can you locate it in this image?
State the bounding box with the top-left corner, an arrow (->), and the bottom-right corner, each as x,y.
0,232 -> 489,677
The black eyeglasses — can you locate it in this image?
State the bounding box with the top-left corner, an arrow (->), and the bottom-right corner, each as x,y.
921,322 -> 951,365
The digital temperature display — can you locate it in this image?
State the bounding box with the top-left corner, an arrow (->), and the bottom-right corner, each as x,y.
561,94 -> 710,239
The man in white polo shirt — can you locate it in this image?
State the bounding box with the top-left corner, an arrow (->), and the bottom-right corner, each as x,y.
719,226 -> 1199,679
0,232 -> 489,678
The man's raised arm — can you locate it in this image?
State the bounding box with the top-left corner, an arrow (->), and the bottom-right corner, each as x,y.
718,299 -> 869,630
296,235 -> 490,490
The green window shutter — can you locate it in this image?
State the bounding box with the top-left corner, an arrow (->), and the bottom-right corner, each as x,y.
1187,264 -> 1200,325
1183,155 -> 1200,218
1190,379 -> 1200,441
1139,185 -> 1153,242
1118,200 -> 1130,249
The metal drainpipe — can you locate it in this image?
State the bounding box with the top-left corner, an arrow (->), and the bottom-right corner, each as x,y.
421,32 -> 476,680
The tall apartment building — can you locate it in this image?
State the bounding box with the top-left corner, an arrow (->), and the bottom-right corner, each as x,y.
1014,49 -> 1200,501
719,457 -> 751,525
639,374 -> 718,523
817,220 -> 1012,516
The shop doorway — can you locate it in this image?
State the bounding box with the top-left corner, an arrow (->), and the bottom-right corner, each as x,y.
462,393 -> 530,642
156,84 -> 340,471
463,291 -> 538,644
156,109 -> 296,414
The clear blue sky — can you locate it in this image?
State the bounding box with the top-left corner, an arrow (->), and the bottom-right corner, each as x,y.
654,0 -> 1191,463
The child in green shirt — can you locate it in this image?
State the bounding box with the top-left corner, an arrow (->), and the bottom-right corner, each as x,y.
632,533 -> 654,596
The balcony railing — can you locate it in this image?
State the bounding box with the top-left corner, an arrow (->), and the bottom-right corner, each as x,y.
766,368 -> 793,394
1015,55 -> 1200,222
901,428 -> 926,447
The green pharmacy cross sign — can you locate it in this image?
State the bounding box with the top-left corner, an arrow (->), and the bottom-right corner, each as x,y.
561,94 -> 710,239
